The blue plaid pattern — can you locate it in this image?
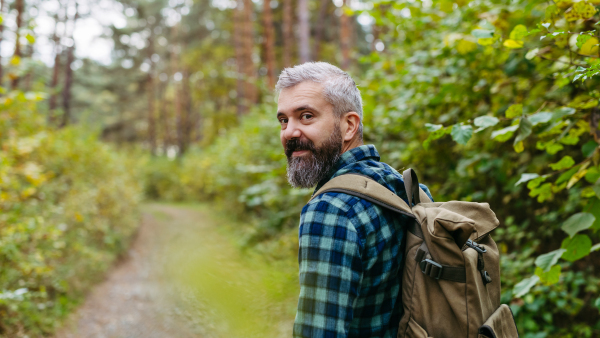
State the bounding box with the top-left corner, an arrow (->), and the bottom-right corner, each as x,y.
293,145 -> 432,338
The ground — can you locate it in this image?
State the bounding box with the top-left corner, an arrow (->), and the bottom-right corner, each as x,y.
54,203 -> 298,338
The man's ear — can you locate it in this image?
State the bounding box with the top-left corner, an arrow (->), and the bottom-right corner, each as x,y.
342,111 -> 361,142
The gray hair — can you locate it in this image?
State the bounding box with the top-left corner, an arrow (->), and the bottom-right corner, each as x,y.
276,62 -> 363,139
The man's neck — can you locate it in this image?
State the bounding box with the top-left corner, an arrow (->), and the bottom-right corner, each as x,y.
341,138 -> 363,154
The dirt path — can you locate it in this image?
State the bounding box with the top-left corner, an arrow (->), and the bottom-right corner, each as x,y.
54,203 -> 298,338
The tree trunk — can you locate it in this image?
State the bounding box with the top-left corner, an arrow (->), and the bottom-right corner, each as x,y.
340,0 -> 351,69
313,0 -> 329,60
159,81 -> 171,153
170,26 -> 185,157
49,13 -> 62,123
147,30 -> 156,156
297,0 -> 310,63
61,1 -> 78,127
241,0 -> 257,105
0,0 -> 5,88
11,0 -> 24,89
262,0 -> 276,88
233,1 -> 245,115
282,0 -> 293,67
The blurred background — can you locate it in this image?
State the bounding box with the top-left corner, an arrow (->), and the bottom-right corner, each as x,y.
1,0 -> 600,337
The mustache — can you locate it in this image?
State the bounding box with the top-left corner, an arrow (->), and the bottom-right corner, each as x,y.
285,138 -> 316,158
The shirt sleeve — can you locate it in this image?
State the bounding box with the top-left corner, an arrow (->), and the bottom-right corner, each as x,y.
293,198 -> 364,338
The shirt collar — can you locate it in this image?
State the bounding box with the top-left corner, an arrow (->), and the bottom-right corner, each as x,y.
313,144 -> 380,193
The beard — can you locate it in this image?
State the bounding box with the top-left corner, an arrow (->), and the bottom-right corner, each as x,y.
285,125 -> 343,189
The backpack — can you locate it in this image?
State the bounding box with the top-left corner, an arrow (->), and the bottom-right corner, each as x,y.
310,168 -> 519,338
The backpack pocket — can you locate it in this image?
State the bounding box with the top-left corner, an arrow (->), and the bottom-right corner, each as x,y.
478,304 -> 519,338
405,317 -> 432,338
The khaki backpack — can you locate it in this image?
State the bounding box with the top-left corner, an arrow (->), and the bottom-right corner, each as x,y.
311,168 -> 519,338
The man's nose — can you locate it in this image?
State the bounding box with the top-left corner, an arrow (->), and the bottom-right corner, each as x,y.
283,119 -> 303,140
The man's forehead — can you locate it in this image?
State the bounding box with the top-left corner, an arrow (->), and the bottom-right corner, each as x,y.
277,81 -> 328,111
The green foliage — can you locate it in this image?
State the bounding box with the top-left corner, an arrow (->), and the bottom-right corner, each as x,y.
0,89 -> 141,336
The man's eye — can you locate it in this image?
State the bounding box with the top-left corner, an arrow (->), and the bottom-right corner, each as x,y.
279,118 -> 288,124
301,114 -> 313,120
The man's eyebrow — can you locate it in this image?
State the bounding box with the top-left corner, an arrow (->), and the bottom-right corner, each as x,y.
276,105 -> 318,118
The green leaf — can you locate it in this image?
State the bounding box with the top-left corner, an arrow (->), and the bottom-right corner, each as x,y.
529,112 -> 553,125
549,156 -> 575,170
527,176 -> 547,189
513,275 -> 540,298
423,126 -> 451,149
474,115 -> 499,132
551,107 -> 576,121
595,181 -> 600,199
547,143 -> 564,155
577,34 -> 592,49
584,197 -> 600,231
585,167 -> 600,183
561,212 -> 596,238
535,249 -> 566,271
514,117 -> 533,144
25,33 -> 35,44
451,124 -> 473,145
509,24 -> 528,41
425,123 -> 443,132
506,104 -> 523,118
561,234 -> 592,262
491,125 -> 519,142
592,243 -> 600,252
582,140 -> 598,158
535,265 -> 561,285
556,165 -> 580,185
472,29 -> 494,38
516,173 -> 539,186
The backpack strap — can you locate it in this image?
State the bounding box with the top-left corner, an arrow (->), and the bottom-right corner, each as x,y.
310,174 -> 426,238
310,173 -> 414,218
402,168 -> 432,206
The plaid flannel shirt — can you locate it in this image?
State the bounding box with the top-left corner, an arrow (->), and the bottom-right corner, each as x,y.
293,145 -> 433,338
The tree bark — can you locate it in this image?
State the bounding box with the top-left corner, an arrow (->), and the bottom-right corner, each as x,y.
49,13 -> 62,123
313,0 -> 329,60
241,0 -> 257,105
0,0 -> 5,88
170,26 -> 185,157
147,29 -> 157,156
159,80 -> 171,152
233,1 -> 245,115
340,0 -> 351,69
297,0 -> 310,63
11,0 -> 24,89
61,1 -> 78,127
262,0 -> 276,88
282,0 -> 293,67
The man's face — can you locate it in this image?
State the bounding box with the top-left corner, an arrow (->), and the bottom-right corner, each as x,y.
277,81 -> 343,188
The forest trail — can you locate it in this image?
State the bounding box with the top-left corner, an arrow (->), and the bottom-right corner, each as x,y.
54,203 -> 298,338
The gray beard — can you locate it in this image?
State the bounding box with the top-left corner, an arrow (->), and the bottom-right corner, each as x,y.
286,128 -> 343,189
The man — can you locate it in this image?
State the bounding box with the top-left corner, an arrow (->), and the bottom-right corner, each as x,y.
275,62 -> 433,338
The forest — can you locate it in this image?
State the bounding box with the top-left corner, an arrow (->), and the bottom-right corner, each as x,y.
0,0 -> 599,337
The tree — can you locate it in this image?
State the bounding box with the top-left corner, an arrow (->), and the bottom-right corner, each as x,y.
282,0 -> 294,68
11,0 -> 24,89
61,1 -> 79,127
297,0 -> 310,63
340,0 -> 351,69
262,0 -> 276,88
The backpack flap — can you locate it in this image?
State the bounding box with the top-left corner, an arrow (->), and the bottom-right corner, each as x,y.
478,304 -> 520,338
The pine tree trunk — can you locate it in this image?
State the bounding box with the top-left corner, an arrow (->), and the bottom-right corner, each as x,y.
49,13 -> 62,123
170,26 -> 185,157
241,0 -> 257,104
313,0 -> 329,60
159,81 -> 171,152
0,0 -> 5,88
11,0 -> 24,89
282,0 -> 293,67
340,0 -> 351,69
61,2 -> 78,127
262,0 -> 276,88
297,0 -> 310,63
233,1 -> 246,115
147,30 -> 156,156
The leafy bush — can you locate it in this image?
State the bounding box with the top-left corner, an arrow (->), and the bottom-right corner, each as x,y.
0,90 -> 141,336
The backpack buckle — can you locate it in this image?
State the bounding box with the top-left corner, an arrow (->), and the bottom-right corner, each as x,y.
420,259 -> 443,280
465,239 -> 487,253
